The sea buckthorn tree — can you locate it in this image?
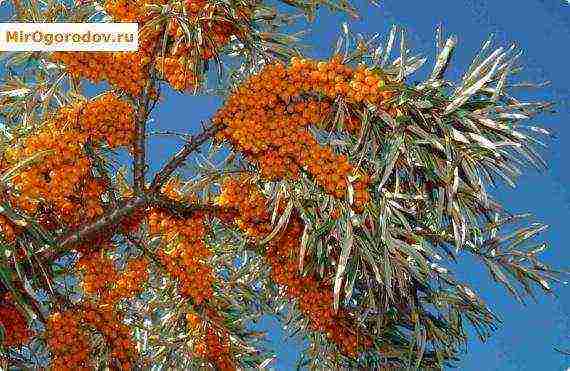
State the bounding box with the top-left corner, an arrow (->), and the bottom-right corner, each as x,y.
0,0 -> 564,369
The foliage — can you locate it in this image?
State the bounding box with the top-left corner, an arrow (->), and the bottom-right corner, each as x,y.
0,0 -> 564,369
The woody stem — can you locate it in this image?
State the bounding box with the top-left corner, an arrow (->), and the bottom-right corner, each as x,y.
148,122 -> 222,193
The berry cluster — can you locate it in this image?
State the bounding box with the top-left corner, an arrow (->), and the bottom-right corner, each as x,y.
55,0 -> 250,95
46,311 -> 91,370
212,56 -> 385,211
104,0 -> 166,23
162,0 -> 250,60
50,46 -> 158,97
77,252 -> 118,296
149,208 -> 214,303
49,253 -> 147,371
291,56 -> 397,108
267,219 -> 371,357
7,125 -> 89,219
215,177 -> 272,238
48,306 -> 138,370
217,177 -> 371,356
78,251 -> 149,305
82,303 -> 138,369
101,257 -> 149,305
154,57 -> 200,92
144,179 -> 214,303
0,294 -> 31,347
0,215 -> 18,242
1,94 -> 134,243
186,311 -> 235,371
52,0 -> 165,96
57,92 -> 136,148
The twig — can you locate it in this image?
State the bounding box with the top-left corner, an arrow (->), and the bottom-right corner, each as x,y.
149,123 -> 222,193
151,194 -> 231,219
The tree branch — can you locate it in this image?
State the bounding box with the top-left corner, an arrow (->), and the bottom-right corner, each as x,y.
43,193 -> 230,262
133,88 -> 150,193
41,195 -> 149,262
151,194 -> 232,218
133,25 -> 165,193
148,122 -> 222,193
42,118 -> 222,261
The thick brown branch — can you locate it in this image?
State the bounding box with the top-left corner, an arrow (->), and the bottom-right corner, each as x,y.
44,193 -> 231,262
56,195 -> 147,251
149,123 -> 222,193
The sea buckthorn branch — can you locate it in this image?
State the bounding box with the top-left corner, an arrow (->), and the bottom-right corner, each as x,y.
149,122 -> 222,193
42,191 -> 228,264
44,195 -> 148,260
143,180 -> 253,368
122,241 -> 240,370
133,83 -> 154,194
126,229 -> 243,368
133,23 -> 167,194
0,2 -> 563,369
210,56 -> 395,211
151,194 -> 231,219
147,129 -> 193,140
215,177 -> 373,357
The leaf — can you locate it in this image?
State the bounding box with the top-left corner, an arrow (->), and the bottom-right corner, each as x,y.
407,124 -> 445,151
333,219 -> 353,312
5,52 -> 33,68
259,198 -> 293,245
0,88 -> 30,97
484,259 -> 523,303
444,50 -> 505,114
381,24 -> 398,67
491,57 -> 516,102
397,28 -> 407,82
468,46 -> 511,90
430,35 -> 457,81
376,108 -> 397,129
259,356 -> 276,369
344,257 -> 359,303
298,221 -> 311,272
378,132 -> 404,190
0,265 -> 12,285
358,237 -> 384,287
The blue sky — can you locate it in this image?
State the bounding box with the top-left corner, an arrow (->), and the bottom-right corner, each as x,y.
2,0 -> 570,370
